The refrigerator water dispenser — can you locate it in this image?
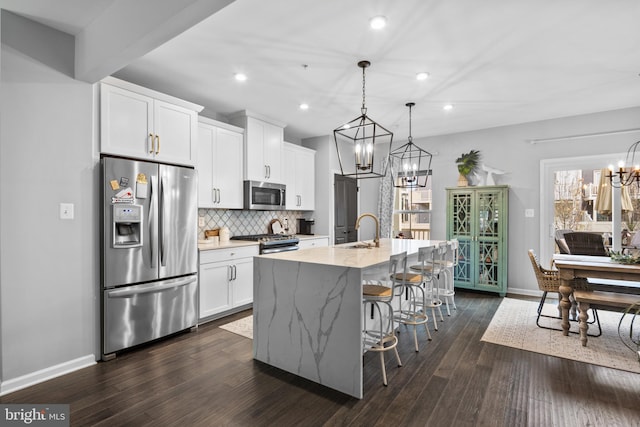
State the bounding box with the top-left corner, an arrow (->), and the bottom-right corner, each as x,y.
112,204 -> 142,248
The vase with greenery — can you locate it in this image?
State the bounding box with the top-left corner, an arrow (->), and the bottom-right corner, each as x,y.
456,150 -> 481,186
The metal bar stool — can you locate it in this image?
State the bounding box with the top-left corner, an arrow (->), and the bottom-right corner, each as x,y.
409,244 -> 445,329
362,252 -> 404,386
391,250 -> 432,352
435,239 -> 458,316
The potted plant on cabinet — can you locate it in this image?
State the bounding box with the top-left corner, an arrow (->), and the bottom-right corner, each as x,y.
456,150 -> 481,186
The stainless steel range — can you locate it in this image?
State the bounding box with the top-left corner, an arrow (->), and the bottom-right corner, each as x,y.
231,234 -> 299,254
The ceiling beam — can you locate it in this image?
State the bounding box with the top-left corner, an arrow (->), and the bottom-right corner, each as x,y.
1,10 -> 74,78
75,0 -> 235,83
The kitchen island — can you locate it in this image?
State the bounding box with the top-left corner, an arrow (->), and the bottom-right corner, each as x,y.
252,238 -> 443,398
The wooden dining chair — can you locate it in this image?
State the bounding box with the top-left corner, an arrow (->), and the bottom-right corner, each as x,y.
528,249 -> 601,335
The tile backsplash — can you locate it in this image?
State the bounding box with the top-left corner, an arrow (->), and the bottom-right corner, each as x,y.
198,209 -> 308,238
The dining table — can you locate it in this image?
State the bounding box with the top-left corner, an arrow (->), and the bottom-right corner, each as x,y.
553,254 -> 640,337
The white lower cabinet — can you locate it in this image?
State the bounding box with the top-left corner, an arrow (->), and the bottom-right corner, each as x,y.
199,245 -> 258,321
199,261 -> 233,317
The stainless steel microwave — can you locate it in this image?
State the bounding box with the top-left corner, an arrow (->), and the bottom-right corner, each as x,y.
244,181 -> 286,210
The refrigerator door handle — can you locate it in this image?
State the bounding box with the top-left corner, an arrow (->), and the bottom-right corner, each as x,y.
107,276 -> 197,298
149,175 -> 157,268
160,175 -> 167,266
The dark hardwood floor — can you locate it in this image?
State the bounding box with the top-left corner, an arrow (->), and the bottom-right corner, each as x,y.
2,291 -> 639,426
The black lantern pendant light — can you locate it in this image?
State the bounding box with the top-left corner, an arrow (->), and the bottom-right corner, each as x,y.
333,60 -> 393,179
389,102 -> 432,188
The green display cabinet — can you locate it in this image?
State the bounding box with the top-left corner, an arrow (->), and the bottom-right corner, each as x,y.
446,185 -> 509,296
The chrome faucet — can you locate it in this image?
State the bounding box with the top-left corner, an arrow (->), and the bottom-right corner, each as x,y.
355,213 -> 380,248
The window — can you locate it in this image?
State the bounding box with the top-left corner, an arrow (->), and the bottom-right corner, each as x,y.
541,153 -> 626,262
393,177 -> 432,239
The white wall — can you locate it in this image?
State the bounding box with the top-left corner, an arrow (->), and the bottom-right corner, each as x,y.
356,107 -> 640,295
303,136 -> 333,241
1,16 -> 97,393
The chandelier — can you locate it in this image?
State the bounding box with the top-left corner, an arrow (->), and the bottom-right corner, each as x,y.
389,102 -> 432,188
333,60 -> 393,179
607,140 -> 640,188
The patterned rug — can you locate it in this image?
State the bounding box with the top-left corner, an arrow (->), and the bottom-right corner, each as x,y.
219,315 -> 253,339
481,298 -> 640,374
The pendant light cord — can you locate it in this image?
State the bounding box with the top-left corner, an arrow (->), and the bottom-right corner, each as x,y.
361,65 -> 367,115
408,103 -> 413,143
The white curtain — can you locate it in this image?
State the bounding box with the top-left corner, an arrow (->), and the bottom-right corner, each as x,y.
378,158 -> 395,238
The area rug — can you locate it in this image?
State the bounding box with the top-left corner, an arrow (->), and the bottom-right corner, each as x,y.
481,298 -> 640,374
219,315 -> 253,339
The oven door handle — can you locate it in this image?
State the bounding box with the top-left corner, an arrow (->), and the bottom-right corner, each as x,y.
261,245 -> 299,255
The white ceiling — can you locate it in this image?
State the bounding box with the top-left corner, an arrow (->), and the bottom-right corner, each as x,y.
5,0 -> 640,143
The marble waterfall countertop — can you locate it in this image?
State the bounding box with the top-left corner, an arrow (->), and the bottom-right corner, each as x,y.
253,237 -> 445,399
259,238 -> 444,267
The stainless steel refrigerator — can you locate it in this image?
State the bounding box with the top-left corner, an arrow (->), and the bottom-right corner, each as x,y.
101,156 -> 198,360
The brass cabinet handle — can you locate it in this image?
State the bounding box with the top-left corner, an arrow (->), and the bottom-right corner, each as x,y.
155,135 -> 160,154
149,133 -> 155,154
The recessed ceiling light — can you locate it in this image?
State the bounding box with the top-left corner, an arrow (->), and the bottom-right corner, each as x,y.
369,16 -> 387,30
299,103 -> 309,110
416,72 -> 430,81
443,104 -> 454,111
234,73 -> 247,82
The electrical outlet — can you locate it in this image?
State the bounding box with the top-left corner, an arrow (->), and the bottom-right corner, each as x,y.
60,203 -> 74,220
198,216 -> 205,227
525,208 -> 535,218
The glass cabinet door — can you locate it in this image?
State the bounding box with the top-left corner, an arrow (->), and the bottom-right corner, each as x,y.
476,189 -> 504,291
450,190 -> 473,287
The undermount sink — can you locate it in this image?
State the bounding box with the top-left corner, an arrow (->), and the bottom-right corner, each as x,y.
348,243 -> 375,249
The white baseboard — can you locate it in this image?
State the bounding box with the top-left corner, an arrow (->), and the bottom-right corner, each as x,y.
0,354 -> 96,396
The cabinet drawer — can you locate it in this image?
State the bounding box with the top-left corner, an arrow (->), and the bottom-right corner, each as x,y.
299,237 -> 329,249
199,245 -> 258,264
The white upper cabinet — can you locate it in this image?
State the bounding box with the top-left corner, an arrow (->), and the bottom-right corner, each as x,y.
283,142 -> 315,210
100,77 -> 202,166
229,111 -> 285,183
197,118 -> 244,209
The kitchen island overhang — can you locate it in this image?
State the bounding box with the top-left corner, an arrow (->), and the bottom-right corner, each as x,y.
252,238 -> 443,398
